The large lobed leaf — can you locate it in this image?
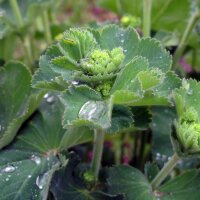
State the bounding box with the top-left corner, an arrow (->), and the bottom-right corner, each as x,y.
106,165 -> 200,200
0,96 -> 93,200
0,62 -> 43,149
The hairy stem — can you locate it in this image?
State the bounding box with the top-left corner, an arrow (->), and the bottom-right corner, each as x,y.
151,153 -> 180,189
143,0 -> 152,37
42,10 -> 52,44
172,10 -> 200,70
91,128 -> 105,181
9,0 -> 23,27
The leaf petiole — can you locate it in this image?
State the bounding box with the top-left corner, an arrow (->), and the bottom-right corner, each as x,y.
91,128 -> 105,181
151,153 -> 180,189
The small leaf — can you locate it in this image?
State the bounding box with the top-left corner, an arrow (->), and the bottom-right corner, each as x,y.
111,56 -> 149,92
144,162 -> 159,182
58,28 -> 98,62
60,85 -> 113,129
136,69 -> 164,90
32,45 -> 69,91
107,105 -> 134,133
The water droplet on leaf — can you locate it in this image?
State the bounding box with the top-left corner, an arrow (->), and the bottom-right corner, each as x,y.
31,155 -> 41,165
72,81 -> 79,85
187,89 -> 193,95
79,101 -> 107,121
36,172 -> 49,190
1,165 -> 16,173
44,93 -> 49,99
46,96 -> 55,103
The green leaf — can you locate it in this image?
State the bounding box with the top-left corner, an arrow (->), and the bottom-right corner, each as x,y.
0,95 -> 94,200
112,90 -> 142,105
136,38 -> 172,72
12,95 -> 93,153
111,56 -> 149,92
136,69 -> 164,90
98,25 -> 140,65
0,150 -> 59,200
50,154 -> 124,200
144,162 -> 159,182
106,165 -> 200,200
150,107 -> 177,157
59,126 -> 93,151
60,85 -> 113,129
174,79 -> 200,117
32,45 -> 69,91
107,105 -> 134,133
131,107 -> 152,129
0,62 -> 43,149
58,28 -> 98,62
158,170 -> 200,199
153,71 -> 181,98
106,165 -> 156,200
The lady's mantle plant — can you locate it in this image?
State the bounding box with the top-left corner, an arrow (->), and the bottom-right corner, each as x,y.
33,24 -> 180,181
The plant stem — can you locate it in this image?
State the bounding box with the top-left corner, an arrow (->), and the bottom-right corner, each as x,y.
23,35 -> 34,70
172,10 -> 200,70
143,0 -> 152,37
9,0 -> 23,27
151,153 -> 180,189
91,128 -> 105,181
117,0 -> 123,16
42,10 -> 52,44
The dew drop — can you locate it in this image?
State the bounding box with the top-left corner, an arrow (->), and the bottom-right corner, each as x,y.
79,101 -> 108,128
121,39 -> 124,43
1,165 -> 16,173
120,33 -> 124,37
152,123 -> 157,127
44,93 -> 49,99
72,81 -> 79,85
31,155 -> 41,165
46,96 -> 55,103
28,175 -> 32,179
5,178 -> 9,181
36,172 -> 48,190
123,49 -> 127,53
187,89 -> 193,95
50,78 -> 53,81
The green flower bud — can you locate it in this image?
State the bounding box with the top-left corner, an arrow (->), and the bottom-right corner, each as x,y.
96,81 -> 112,97
80,48 -> 125,76
175,107 -> 200,153
120,14 -> 141,28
